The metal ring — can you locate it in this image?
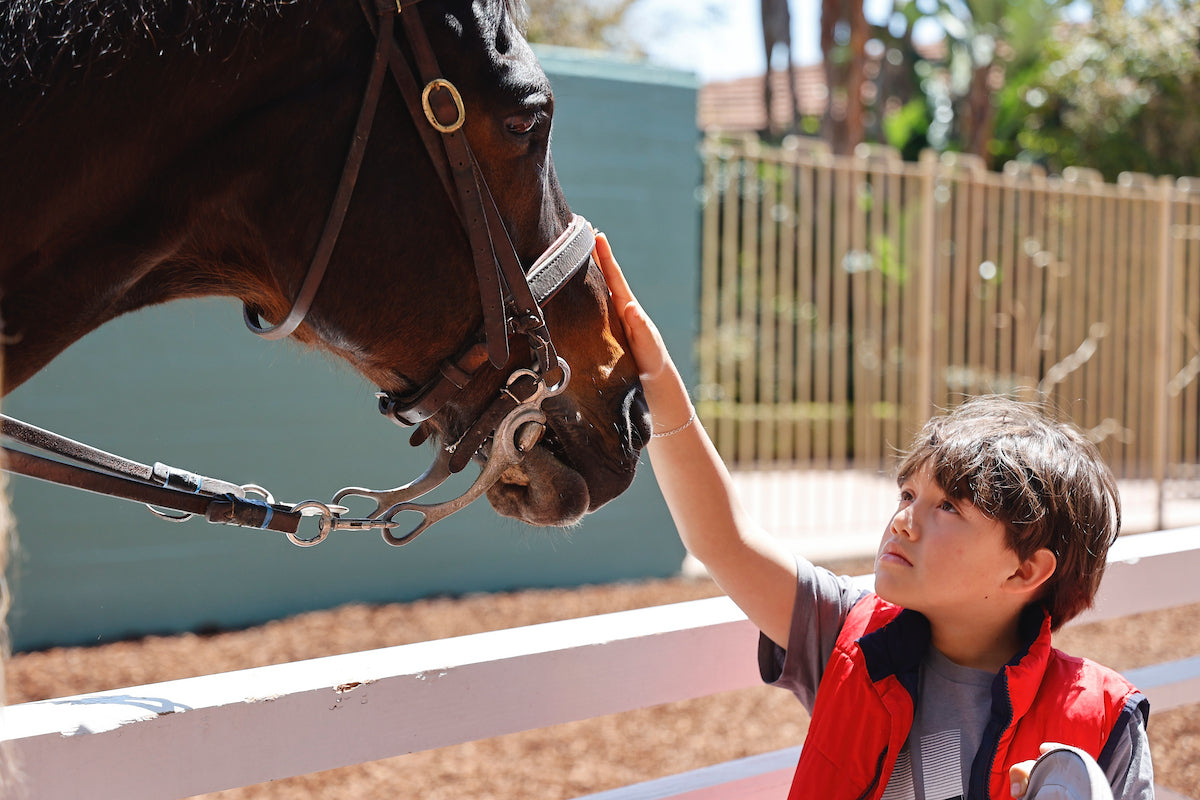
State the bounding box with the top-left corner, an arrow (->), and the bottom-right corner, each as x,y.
145,505 -> 193,523
421,78 -> 466,133
286,522 -> 330,548
240,484 -> 277,505
544,358 -> 571,397
505,368 -> 540,388
284,500 -> 340,547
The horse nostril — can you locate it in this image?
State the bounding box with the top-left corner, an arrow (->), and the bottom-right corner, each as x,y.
622,385 -> 652,449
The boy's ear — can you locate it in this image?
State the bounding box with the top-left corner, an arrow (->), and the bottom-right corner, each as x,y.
1007,548 -> 1057,595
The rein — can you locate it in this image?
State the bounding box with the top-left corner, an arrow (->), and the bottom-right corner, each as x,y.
1,0 -> 596,547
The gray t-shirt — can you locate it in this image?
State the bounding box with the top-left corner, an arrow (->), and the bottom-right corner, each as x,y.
758,556 -> 1154,800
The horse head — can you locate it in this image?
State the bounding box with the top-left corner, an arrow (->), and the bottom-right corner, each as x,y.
0,0 -> 650,531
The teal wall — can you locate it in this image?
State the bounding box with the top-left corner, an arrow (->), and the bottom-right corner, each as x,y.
5,50 -> 701,652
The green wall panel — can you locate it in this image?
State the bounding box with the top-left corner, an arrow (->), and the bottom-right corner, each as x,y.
5,50 -> 700,651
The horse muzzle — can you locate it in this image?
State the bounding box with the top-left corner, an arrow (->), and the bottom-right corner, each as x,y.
484,382 -> 648,526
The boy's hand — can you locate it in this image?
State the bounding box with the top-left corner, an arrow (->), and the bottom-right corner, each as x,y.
594,232 -> 670,381
1009,743 -> 1113,799
1009,743 -> 1056,797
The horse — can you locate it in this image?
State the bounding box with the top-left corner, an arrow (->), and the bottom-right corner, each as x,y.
0,0 -> 651,536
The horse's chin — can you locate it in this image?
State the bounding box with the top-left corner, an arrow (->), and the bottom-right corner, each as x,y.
485,444 -> 590,527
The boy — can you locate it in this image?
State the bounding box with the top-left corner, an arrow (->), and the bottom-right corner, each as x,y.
594,233 -> 1153,799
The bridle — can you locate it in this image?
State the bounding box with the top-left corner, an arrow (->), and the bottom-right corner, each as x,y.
249,0 -> 594,441
1,0 -> 597,547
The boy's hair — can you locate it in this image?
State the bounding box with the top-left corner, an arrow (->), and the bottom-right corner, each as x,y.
896,395 -> 1121,630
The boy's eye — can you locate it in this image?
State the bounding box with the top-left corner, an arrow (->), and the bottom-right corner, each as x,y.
939,499 -> 958,513
898,489 -> 914,503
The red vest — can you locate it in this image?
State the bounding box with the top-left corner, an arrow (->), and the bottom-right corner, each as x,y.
787,595 -> 1147,800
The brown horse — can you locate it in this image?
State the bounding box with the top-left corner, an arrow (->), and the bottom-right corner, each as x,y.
0,0 -> 650,530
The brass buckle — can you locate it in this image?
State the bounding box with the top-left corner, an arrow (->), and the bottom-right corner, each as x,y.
421,78 -> 466,133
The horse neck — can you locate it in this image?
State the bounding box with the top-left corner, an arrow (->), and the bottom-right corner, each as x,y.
0,2 -> 367,393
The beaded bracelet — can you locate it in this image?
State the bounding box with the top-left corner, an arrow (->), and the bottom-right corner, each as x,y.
651,408 -> 697,439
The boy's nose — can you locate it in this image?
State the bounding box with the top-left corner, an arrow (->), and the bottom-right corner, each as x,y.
892,508 -> 917,539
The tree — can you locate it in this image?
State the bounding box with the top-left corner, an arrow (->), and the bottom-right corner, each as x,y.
761,0 -> 803,137
1016,0 -> 1200,180
882,0 -> 1067,164
522,0 -> 642,54
821,0 -> 871,153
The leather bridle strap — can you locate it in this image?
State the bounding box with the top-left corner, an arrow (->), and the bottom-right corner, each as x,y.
246,0 -> 595,464
357,0 -> 595,430
394,0 -> 533,369
361,0 -> 460,213
251,0 -> 566,373
379,214 -> 594,429
242,3 -> 397,340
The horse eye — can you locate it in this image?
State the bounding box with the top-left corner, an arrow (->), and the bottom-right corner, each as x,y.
505,111 -> 543,136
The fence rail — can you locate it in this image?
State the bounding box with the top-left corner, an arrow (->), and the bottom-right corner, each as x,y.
698,136 -> 1200,527
4,528 -> 1199,799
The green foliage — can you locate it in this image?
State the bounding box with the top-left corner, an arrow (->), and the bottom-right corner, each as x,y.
877,0 -> 1070,159
882,97 -> 931,161
988,61 -> 1044,166
873,233 -> 910,285
1015,0 -> 1200,179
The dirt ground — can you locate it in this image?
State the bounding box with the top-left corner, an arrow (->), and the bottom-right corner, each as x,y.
7,556 -> 1200,799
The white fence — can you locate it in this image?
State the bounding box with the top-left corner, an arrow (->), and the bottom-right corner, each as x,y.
4,528 -> 1200,799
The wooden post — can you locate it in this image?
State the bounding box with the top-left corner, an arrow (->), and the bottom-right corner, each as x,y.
914,150 -> 938,426
1153,176 -> 1176,529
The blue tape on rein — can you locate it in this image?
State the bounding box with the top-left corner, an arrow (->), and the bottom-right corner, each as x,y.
240,496 -> 275,530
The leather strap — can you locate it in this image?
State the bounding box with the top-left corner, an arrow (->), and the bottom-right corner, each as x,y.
251,0 -> 592,431
445,371 -> 540,473
379,216 -> 594,427
363,0 -> 461,212
262,0 -> 567,371
1,416 -> 303,534
396,4 -> 515,367
244,4 -> 398,339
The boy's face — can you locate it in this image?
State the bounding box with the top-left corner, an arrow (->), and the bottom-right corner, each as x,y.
875,464 -> 1023,622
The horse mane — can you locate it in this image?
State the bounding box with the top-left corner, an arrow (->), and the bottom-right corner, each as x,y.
1,0 -> 301,87
2,0 -> 531,88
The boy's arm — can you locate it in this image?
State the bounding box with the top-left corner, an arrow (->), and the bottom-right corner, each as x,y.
596,234 -> 799,647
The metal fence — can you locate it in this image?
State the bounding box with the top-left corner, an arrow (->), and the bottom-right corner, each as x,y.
698,135 -> 1200,527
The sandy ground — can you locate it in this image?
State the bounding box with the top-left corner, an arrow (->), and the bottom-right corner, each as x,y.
7,556 -> 1200,799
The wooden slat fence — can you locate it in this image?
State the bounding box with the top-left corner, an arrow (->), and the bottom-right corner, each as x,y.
699,135 -> 1200,527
